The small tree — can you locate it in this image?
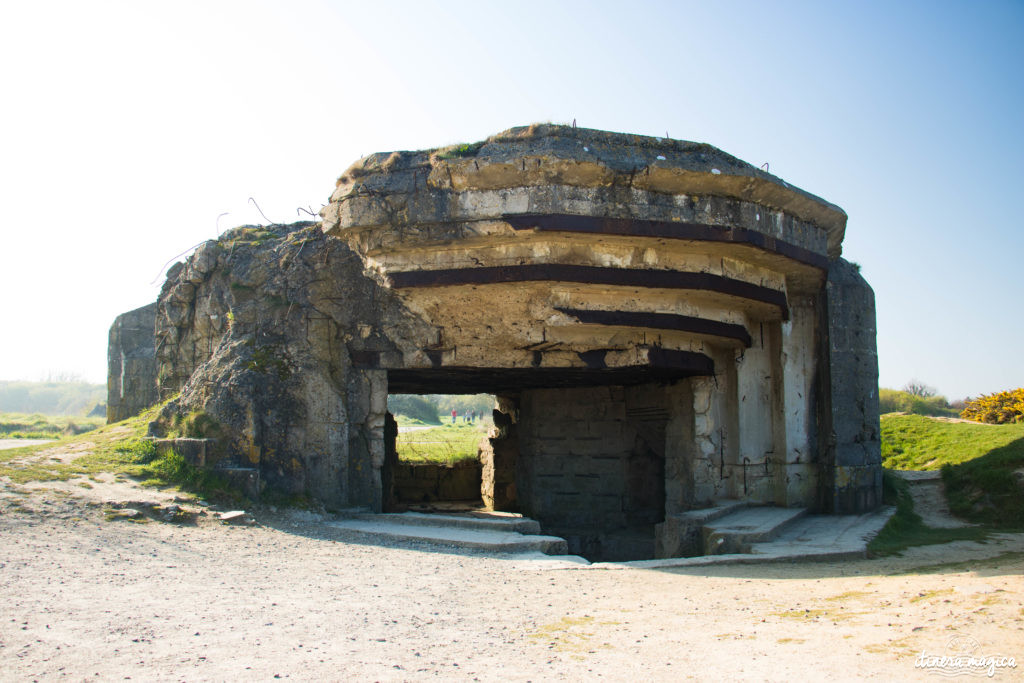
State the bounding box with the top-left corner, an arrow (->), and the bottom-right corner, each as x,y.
903,379 -> 937,398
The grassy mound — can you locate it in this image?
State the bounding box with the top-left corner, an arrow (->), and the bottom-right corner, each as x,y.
943,440 -> 1024,528
871,414 -> 1024,554
0,405 -> 243,504
881,414 -> 1024,470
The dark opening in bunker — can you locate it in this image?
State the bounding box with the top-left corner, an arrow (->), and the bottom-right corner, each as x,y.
384,366 -> 696,562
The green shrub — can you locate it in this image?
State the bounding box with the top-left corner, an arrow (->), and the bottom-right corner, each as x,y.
387,395 -> 442,424
878,388 -> 956,417
168,411 -> 222,439
116,438 -> 241,503
434,141 -> 485,160
960,388 -> 1024,424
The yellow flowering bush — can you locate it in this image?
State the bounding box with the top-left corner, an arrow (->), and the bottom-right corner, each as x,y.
960,388 -> 1024,424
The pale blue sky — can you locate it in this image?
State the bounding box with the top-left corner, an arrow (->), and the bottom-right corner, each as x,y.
1,0 -> 1021,400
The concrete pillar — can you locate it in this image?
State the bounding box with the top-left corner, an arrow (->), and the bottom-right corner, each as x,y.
347,368 -> 387,511
779,296 -> 820,507
735,321 -> 779,503
824,258 -> 882,513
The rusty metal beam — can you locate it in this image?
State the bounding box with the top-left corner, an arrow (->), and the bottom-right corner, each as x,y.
556,307 -> 752,347
386,351 -> 714,394
503,213 -> 829,270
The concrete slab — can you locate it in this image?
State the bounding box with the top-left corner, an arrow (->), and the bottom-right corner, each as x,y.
353,511 -> 541,534
582,507 -> 895,570
673,499 -> 748,524
326,518 -> 568,555
323,506 -> 895,570
703,506 -> 807,554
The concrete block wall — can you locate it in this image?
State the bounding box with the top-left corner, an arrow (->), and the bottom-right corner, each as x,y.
392,461 -> 482,503
663,381 -> 695,516
517,385 -> 666,534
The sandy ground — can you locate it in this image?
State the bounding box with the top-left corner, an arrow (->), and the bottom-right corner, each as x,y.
1,447 -> 1022,681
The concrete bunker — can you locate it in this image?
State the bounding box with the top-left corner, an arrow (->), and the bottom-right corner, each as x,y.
110,124 -> 882,560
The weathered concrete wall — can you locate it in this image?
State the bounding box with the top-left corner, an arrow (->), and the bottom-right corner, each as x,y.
779,299 -> 822,505
480,403 -> 519,511
823,258 -> 882,513
107,303 -> 158,423
392,460 -> 482,503
735,318 -> 781,503
150,223 -> 438,510
690,346 -> 742,504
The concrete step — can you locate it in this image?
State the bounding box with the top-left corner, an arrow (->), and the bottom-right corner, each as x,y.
675,499 -> 749,524
703,506 -> 807,555
353,511 -> 541,534
328,516 -> 568,555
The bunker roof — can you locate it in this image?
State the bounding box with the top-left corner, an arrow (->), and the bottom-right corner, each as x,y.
329,124 -> 847,257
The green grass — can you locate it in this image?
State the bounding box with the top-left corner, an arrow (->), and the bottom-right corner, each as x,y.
396,421 -> 486,465
881,414 -> 1024,470
0,412 -> 104,439
434,141 -> 485,160
869,414 -> 1024,554
393,415 -> 431,429
0,405 -> 242,503
867,471 -> 988,556
881,413 -> 1024,527
943,438 -> 1024,527
123,439 -> 242,503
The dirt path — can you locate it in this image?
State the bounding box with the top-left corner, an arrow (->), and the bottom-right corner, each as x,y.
0,446 -> 1021,680
397,425 -> 433,434
0,438 -> 55,450
892,470 -> 973,529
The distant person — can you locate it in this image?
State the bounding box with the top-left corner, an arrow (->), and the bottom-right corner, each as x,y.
451,408 -> 457,424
